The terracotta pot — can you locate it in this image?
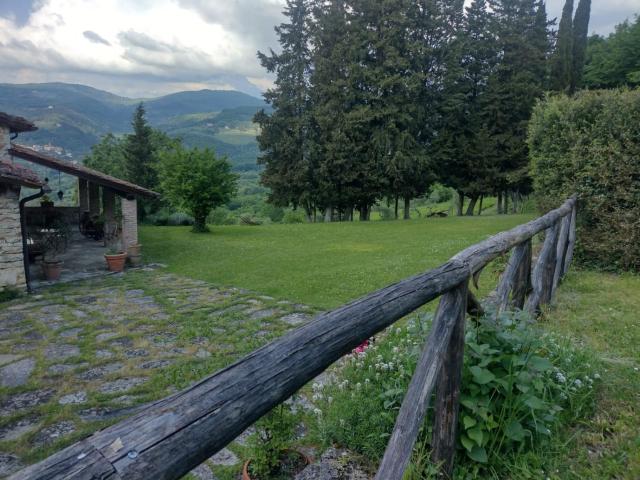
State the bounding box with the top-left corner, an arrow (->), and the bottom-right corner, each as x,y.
127,244 -> 142,256
242,450 -> 311,480
42,260 -> 62,281
128,253 -> 142,267
104,252 -> 127,272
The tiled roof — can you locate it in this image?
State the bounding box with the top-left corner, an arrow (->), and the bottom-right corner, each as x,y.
9,144 -> 160,198
0,112 -> 37,133
0,160 -> 43,188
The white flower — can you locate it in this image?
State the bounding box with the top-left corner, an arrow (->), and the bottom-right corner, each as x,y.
555,372 -> 566,383
355,382 -> 362,390
313,408 -> 322,416
593,373 -> 601,379
574,379 -> 583,388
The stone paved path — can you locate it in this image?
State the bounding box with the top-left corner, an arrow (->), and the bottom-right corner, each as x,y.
0,268 -> 316,478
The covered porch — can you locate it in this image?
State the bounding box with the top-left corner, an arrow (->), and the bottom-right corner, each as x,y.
8,144 -> 159,288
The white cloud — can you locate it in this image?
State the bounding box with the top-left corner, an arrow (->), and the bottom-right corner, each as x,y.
0,0 -> 284,96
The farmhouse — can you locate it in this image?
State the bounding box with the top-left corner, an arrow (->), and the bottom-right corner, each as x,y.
0,111 -> 159,292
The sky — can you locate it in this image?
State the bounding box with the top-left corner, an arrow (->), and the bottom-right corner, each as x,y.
0,0 -> 638,99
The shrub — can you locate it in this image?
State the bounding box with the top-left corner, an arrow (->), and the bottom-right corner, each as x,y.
377,206 -> 395,221
0,287 -> 21,303
428,183 -> 454,204
167,212 -> 195,226
283,209 -> 306,224
311,310 -> 598,476
528,89 -> 640,271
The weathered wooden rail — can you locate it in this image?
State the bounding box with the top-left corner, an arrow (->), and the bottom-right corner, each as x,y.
12,196 -> 577,480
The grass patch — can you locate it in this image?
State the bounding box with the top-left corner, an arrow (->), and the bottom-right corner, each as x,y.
539,271 -> 640,479
141,214 -> 531,309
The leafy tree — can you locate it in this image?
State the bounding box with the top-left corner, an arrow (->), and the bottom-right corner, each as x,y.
435,0 -> 498,215
158,146 -> 238,232
550,0 -> 574,92
254,0 -> 315,220
583,16 -> 640,88
83,133 -> 126,178
570,0 -> 591,92
483,0 -> 551,210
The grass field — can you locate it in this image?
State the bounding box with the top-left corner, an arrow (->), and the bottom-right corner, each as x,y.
141,215 -> 640,478
141,214 -> 532,309
543,271 -> 640,479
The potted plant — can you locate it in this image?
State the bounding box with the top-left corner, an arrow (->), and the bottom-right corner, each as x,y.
41,230 -> 65,281
40,194 -> 54,209
243,401 -> 310,480
104,228 -> 127,272
127,242 -> 142,266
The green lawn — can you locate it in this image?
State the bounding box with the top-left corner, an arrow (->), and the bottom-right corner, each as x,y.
543,271 -> 640,479
141,214 -> 532,309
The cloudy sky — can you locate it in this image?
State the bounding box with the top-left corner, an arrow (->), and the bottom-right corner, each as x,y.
0,0 -> 638,99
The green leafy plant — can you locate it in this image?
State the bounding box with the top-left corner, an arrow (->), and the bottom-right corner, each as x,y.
0,286 -> 21,303
312,309 -> 599,476
246,401 -> 300,479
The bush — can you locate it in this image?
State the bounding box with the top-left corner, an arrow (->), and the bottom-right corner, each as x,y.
167,212 -> 195,226
528,89 -> 640,271
0,287 -> 21,303
428,183 -> 454,204
283,209 -> 306,224
311,310 -> 598,476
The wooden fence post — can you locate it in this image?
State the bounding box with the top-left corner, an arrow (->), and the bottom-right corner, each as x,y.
561,203 -> 577,277
495,239 -> 532,312
431,287 -> 467,478
525,222 -> 560,315
375,281 -> 468,480
552,213 -> 572,296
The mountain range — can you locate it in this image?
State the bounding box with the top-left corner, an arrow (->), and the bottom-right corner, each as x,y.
0,82 -> 268,170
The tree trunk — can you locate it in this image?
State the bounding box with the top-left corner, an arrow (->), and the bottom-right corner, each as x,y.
477,195 -> 484,216
394,196 -> 399,220
504,192 -> 509,214
456,191 -> 464,216
465,195 -> 478,216
324,207 -> 332,223
359,205 -> 370,221
497,191 -> 503,214
403,197 -> 411,220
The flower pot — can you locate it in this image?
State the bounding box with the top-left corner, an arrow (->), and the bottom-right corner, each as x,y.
104,252 -> 127,272
242,449 -> 311,480
127,244 -> 142,266
41,260 -> 62,281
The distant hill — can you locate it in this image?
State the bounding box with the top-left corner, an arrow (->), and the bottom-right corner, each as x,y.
0,82 -> 268,170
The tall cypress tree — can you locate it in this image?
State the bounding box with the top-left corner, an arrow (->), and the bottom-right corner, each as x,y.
550,0 -> 574,91
436,0 -> 499,215
484,0 -> 550,207
254,0 -> 314,219
570,0 -> 591,92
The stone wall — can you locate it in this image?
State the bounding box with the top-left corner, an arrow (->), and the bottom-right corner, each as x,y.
0,184 -> 26,291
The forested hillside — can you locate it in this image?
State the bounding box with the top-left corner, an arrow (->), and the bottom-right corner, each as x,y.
0,82 -> 266,169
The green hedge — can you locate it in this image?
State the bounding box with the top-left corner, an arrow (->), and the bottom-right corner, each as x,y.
528,89 -> 640,271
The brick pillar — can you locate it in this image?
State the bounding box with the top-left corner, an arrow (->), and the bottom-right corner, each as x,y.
121,197 -> 138,249
0,184 -> 26,291
78,179 -> 88,212
102,188 -> 117,246
88,182 -> 100,217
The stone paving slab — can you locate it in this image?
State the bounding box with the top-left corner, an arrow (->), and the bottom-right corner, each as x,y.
0,269 -> 318,479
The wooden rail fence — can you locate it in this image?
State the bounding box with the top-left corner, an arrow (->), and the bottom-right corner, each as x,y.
12,196 -> 577,480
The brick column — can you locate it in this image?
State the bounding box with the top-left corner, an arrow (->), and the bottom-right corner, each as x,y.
78,178 -> 88,212
121,197 -> 138,250
0,184 -> 26,291
88,182 -> 100,216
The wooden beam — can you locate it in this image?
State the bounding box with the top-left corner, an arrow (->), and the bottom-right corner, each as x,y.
561,204 -> 577,277
431,285 -> 467,478
552,213 -> 571,296
495,239 -> 532,312
525,222 -> 560,315
375,282 -> 468,480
